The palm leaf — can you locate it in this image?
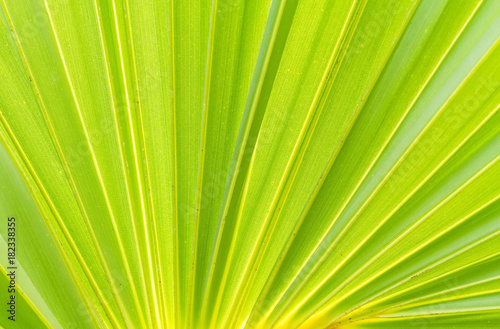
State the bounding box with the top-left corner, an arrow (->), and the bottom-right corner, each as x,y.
0,0 -> 498,328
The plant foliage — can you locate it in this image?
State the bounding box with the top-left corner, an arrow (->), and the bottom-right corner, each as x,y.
0,0 -> 499,328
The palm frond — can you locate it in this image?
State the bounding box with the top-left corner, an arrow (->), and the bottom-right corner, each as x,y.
0,0 -> 499,328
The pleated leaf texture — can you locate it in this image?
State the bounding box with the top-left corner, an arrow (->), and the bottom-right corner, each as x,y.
0,0 -> 499,328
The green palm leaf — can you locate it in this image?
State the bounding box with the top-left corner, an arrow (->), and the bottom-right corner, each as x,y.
0,0 -> 498,328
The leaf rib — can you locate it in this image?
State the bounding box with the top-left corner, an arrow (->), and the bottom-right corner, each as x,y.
167,0 -> 181,327
199,0 -> 300,326
42,0 -> 148,325
113,0 -> 163,325
188,0 -> 218,327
